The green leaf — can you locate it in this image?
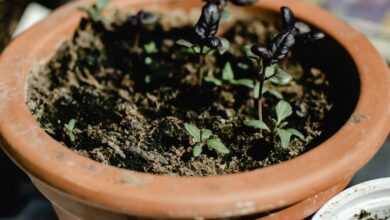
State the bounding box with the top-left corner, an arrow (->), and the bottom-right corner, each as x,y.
144,42 -> 158,54
193,143 -> 204,157
205,76 -> 223,86
97,0 -> 109,10
243,44 -> 256,57
265,64 -> 277,78
201,129 -> 213,141
65,119 -> 77,131
65,119 -> 77,142
276,100 -> 293,125
231,79 -> 254,88
176,39 -> 193,48
287,129 -> 305,140
207,138 -> 230,154
193,46 -> 202,54
270,67 -> 293,85
145,57 -> 153,65
222,62 -> 234,81
268,89 -> 283,99
218,38 -> 230,55
184,123 -> 201,143
244,119 -> 270,131
276,128 -> 292,149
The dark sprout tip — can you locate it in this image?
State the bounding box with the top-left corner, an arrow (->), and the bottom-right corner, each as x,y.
281,6 -> 295,31
251,46 -> 272,60
230,0 -> 257,6
195,2 -> 223,40
206,37 -> 222,49
128,10 -> 157,27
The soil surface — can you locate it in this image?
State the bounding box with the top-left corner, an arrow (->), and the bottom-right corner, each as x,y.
28,9 -> 333,176
354,210 -> 390,220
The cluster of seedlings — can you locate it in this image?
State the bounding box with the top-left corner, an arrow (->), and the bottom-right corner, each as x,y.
28,0 -> 332,175
170,0 -> 324,156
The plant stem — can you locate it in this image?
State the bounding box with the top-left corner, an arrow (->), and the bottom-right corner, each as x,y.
133,32 -> 140,50
256,62 -> 266,122
198,46 -> 206,86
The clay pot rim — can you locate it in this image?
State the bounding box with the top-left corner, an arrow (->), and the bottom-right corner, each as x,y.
0,0 -> 389,219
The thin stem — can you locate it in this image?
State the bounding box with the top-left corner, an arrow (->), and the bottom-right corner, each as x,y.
198,46 -> 206,86
133,32 -> 140,51
256,60 -> 266,122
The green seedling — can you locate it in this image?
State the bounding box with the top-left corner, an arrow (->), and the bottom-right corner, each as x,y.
184,123 -> 230,157
245,100 -> 305,148
64,119 -> 77,142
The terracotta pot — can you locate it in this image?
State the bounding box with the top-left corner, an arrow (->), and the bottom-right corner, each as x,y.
0,0 -> 389,219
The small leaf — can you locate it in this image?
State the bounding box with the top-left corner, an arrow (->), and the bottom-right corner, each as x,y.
243,44 -> 256,57
207,138 -> 230,154
276,100 -> 293,125
270,67 -> 293,85
222,62 -> 234,81
65,119 -> 77,131
263,86 -> 283,99
144,42 -> 158,54
268,89 -> 284,99
276,128 -> 292,149
231,79 -> 254,88
244,119 -> 270,131
218,38 -> 230,55
237,62 -> 249,70
287,128 -> 305,140
193,143 -> 204,157
193,46 -> 202,54
97,0 -> 109,10
65,119 -> 77,142
201,129 -> 213,141
184,123 -> 201,143
176,39 -> 194,48
205,76 -> 223,86
265,64 -> 277,78
145,57 -> 153,65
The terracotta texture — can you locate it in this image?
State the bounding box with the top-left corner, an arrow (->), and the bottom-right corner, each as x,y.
0,0 -> 389,219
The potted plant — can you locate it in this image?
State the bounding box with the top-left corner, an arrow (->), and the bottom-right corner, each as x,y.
0,0 -> 389,219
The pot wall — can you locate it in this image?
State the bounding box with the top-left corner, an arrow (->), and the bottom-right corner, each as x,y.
0,0 -> 389,219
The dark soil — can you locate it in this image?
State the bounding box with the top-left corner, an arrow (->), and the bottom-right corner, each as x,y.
354,210 -> 390,220
27,9 -> 334,176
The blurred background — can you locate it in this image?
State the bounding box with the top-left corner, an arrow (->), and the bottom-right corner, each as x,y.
0,0 -> 389,219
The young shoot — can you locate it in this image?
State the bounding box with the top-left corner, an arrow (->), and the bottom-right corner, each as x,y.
79,0 -> 110,23
127,10 -> 158,50
245,100 -> 305,148
274,100 -> 305,148
184,123 -> 230,157
205,61 -> 254,88
64,119 -> 77,142
177,0 -> 258,85
249,6 -> 324,122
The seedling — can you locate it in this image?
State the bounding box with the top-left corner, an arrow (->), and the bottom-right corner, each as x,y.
205,62 -> 254,88
177,0 -> 258,85
184,123 -> 230,157
245,100 -> 305,148
249,6 -> 324,122
205,62 -> 284,101
64,119 -> 77,142
274,100 -> 305,148
128,10 -> 158,50
79,0 -> 110,23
